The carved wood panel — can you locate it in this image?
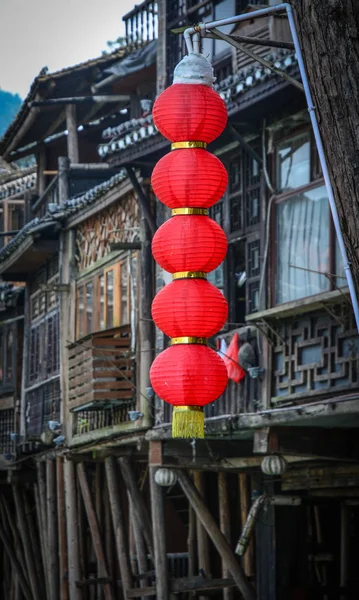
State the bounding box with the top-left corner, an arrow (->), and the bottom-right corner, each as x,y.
272,304 -> 359,403
76,193 -> 139,270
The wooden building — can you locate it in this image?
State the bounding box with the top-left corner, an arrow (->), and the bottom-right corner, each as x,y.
0,1 -> 359,599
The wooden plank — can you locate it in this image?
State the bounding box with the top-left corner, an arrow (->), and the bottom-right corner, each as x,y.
57,457 -> 69,600
218,472 -> 234,600
13,485 -> 42,600
64,460 -> 82,600
93,391 -> 134,400
118,457 -> 154,557
126,578 -> 237,598
177,471 -> 256,600
77,462 -> 114,600
47,459 -> 59,600
105,457 -> 132,599
193,471 -> 211,600
149,466 -> 169,599
93,381 -> 133,390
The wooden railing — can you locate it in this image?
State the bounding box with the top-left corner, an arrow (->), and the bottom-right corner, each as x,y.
68,325 -> 135,416
123,0 -> 158,47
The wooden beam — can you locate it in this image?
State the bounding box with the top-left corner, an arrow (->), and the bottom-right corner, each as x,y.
193,471 -> 211,600
125,167 -> 156,236
47,459 -> 59,600
13,485 -> 42,600
126,577 -> 237,598
149,467 -> 169,599
57,457 -> 69,600
118,457 -> 153,557
64,460 -> 82,600
218,472 -> 234,600
66,104 -> 79,163
177,471 -> 256,600
105,457 -> 132,599
77,462 -> 114,600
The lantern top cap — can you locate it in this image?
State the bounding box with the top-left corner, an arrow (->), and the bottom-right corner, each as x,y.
173,52 -> 215,87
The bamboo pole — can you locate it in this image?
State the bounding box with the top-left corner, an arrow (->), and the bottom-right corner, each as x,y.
47,459 -> 59,600
56,457 -> 69,600
13,485 -> 42,600
177,471 -> 256,600
34,483 -> 51,600
239,474 -> 255,578
149,467 -> 169,599
193,471 -> 211,600
64,459 -> 82,600
218,472 -> 234,600
105,457 -> 132,599
129,494 -> 148,598
23,489 -> 44,596
77,462 -> 114,600
77,476 -> 89,600
95,463 -> 104,600
1,496 -> 28,587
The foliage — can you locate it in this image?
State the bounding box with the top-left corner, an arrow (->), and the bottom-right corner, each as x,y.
102,36 -> 127,55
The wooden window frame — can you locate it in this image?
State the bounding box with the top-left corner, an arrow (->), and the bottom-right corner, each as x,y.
0,322 -> 18,392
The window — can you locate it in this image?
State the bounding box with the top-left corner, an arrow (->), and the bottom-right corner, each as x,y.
275,132 -> 345,304
0,323 -> 17,390
76,255 -> 137,339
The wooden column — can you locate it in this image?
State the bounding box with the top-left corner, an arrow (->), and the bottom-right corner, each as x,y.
218,472 -> 234,600
64,459 -> 82,600
37,145 -> 47,196
47,459 -> 59,600
57,457 -> 69,600
118,457 -> 153,557
77,462 -> 114,600
95,463 -> 104,600
13,485 -> 42,600
34,481 -> 51,600
129,494 -> 148,596
0,523 -> 32,600
177,471 -> 256,600
65,104 -> 79,163
239,474 -> 254,578
149,467 -> 169,599
23,489 -> 43,595
193,470 -> 211,600
105,457 -> 132,599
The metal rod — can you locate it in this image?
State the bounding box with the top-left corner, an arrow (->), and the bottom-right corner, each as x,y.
183,2 -> 359,331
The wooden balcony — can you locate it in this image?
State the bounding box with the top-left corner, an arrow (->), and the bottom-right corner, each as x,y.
68,325 -> 135,413
123,0 -> 158,48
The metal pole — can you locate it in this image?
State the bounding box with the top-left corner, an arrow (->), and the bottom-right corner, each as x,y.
183,3 -> 359,330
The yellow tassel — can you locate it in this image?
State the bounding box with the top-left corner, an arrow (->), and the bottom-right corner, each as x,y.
172,406 -> 204,439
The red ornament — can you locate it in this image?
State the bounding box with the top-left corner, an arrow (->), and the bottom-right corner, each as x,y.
150,344 -> 228,407
153,84 -> 227,143
152,279 -> 228,338
222,333 -> 246,383
151,149 -> 228,208
152,215 -> 227,273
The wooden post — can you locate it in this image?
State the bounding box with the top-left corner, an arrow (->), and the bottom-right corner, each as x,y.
23,489 -> 44,595
193,470 -> 211,600
77,462 -> 114,600
95,463 -> 104,600
57,457 -> 69,600
34,482 -> 51,600
118,457 -> 153,557
128,501 -> 138,578
187,506 -> 196,599
47,459 -> 59,600
77,477 -> 89,600
149,467 -> 169,599
239,474 -> 254,578
65,104 -> 79,163
218,472 -> 234,600
0,523 -> 33,600
177,471 -> 256,600
131,498 -> 149,598
64,459 -> 82,600
37,145 -> 47,196
105,457 -> 132,599
13,485 -> 42,600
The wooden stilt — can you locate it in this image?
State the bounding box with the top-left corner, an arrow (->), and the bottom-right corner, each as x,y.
128,502 -> 138,578
36,461 -> 50,595
77,462 -> 114,600
129,494 -> 148,598
177,471 -> 256,600
77,476 -> 89,600
34,483 -> 51,600
187,505 -> 196,600
193,471 -> 211,600
1,496 -> 28,586
149,467 -> 169,600
23,489 -> 44,596
0,522 -> 33,600
218,472 -> 234,600
46,459 -> 59,600
13,485 -> 42,600
64,459 -> 82,600
104,487 -> 114,593
95,463 -> 104,600
56,457 -> 69,600
239,474 -> 254,578
105,457 -> 132,599
118,458 -> 153,557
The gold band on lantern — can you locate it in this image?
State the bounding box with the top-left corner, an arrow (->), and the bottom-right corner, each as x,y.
172,208 -> 209,216
171,336 -> 208,345
171,141 -> 207,150
172,271 -> 207,280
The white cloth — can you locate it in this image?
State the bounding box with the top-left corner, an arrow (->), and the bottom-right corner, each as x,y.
173,52 -> 215,87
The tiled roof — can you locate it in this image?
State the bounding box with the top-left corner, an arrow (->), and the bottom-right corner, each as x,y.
0,167 -> 37,200
97,50 -> 298,158
0,171 -> 127,264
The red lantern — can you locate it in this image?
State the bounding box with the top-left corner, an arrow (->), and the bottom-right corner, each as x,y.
151,149 -> 228,208
152,215 -> 227,273
152,279 -> 228,338
153,84 -> 227,143
150,344 -> 228,438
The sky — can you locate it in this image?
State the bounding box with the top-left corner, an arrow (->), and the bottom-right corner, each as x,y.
0,0 -> 136,98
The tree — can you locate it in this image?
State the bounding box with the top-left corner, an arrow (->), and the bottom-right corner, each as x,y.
291,1 -> 359,297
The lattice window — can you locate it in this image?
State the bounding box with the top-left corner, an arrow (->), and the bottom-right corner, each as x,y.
28,324 -> 41,384
0,409 -> 15,455
246,237 -> 261,314
46,312 -> 59,376
26,378 -> 61,437
209,200 -> 224,228
230,195 -> 242,233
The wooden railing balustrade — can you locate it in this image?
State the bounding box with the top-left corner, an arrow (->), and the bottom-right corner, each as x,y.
123,0 -> 158,47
